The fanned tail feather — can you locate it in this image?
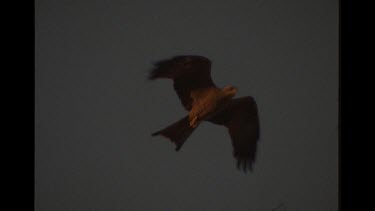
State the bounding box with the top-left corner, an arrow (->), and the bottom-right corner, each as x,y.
152,116 -> 196,151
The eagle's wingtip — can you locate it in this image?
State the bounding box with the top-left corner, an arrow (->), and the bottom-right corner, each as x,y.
147,69 -> 157,80
236,159 -> 254,173
151,131 -> 160,136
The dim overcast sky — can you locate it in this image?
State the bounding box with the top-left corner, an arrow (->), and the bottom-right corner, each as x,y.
35,0 -> 338,210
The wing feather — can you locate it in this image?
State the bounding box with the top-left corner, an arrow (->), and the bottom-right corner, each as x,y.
149,55 -> 216,110
207,96 -> 260,172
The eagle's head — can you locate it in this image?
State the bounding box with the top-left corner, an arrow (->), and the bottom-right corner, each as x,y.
222,85 -> 238,98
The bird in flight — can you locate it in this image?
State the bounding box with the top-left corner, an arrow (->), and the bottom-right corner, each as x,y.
149,55 -> 260,172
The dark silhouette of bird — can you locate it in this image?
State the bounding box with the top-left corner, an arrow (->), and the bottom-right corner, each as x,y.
149,55 -> 260,172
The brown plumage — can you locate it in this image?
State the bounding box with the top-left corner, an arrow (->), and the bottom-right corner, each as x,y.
149,55 -> 260,172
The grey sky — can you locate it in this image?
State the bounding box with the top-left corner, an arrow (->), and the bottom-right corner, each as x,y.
35,0 -> 338,210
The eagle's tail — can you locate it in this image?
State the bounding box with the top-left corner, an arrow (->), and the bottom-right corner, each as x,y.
151,116 -> 196,151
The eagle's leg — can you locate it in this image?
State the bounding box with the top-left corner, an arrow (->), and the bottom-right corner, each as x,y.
189,116 -> 199,128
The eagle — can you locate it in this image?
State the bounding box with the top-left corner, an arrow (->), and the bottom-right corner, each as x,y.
149,55 -> 260,172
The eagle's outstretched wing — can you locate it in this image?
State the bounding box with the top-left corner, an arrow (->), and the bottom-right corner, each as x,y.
207,96 -> 260,172
149,55 -> 216,111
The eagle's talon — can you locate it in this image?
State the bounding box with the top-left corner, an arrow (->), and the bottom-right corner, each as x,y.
190,116 -> 198,128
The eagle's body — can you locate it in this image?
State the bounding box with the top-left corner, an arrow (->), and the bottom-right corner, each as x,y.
149,55 -> 260,172
188,86 -> 235,128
